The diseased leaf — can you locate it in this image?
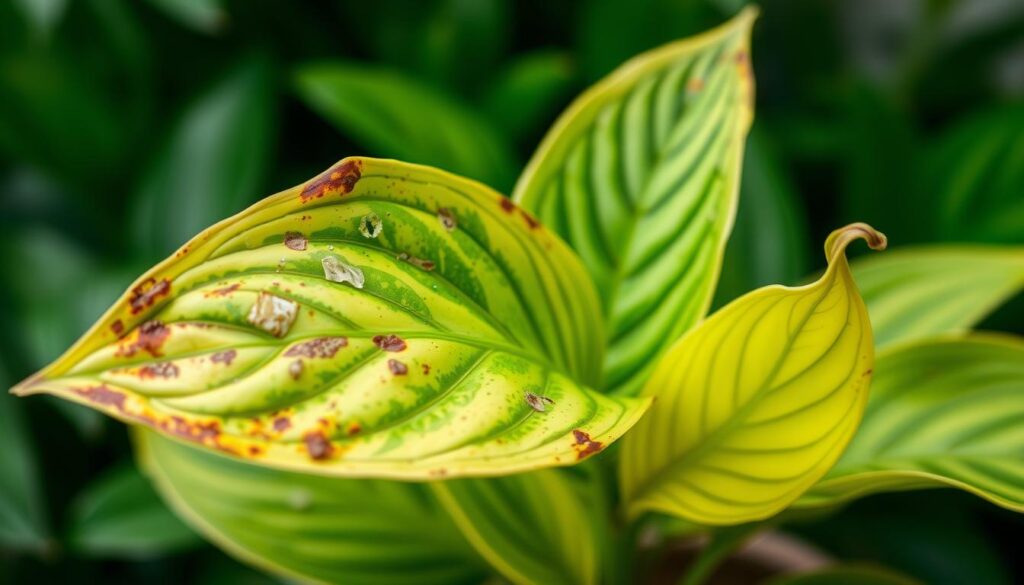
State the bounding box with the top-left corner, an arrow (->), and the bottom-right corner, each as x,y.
851,246 -> 1024,350
13,157 -> 649,479
137,429 -> 488,585
514,8 -> 756,396
431,468 -> 607,585
619,224 -> 885,524
294,63 -> 518,191
68,463 -> 201,557
798,335 -> 1024,513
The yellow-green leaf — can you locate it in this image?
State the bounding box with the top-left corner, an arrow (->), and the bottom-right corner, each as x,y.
136,429 -> 488,584
852,245 -> 1024,350
513,8 -> 756,396
431,468 -> 607,585
798,334 -> 1024,512
12,157 -> 648,479
619,223 -> 886,524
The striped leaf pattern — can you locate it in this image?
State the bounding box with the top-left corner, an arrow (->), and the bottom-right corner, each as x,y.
137,429 -> 488,585
620,224 -> 886,524
852,245 -> 1024,350
799,335 -> 1024,512
12,157 -> 649,479
513,8 -> 757,396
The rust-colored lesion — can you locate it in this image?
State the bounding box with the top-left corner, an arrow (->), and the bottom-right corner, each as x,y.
74,384 -> 126,410
519,209 -> 540,230
210,349 -> 237,365
272,416 -> 292,432
284,336 -> 348,358
129,278 -> 171,314
205,283 -> 241,298
499,197 -> 515,213
110,320 -> 125,336
373,334 -> 407,352
572,429 -> 604,460
303,430 -> 336,461
301,160 -> 362,202
284,231 -> 308,251
115,320 -> 171,358
387,358 -> 408,375
138,362 -> 180,379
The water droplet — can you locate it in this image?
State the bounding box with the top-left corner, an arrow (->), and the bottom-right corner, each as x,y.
322,255 -> 365,289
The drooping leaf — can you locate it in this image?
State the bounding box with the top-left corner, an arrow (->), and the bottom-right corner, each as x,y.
13,157 -> 649,479
294,63 -> 518,191
136,429 -> 488,585
619,224 -> 886,524
514,8 -> 757,396
431,467 -> 607,585
68,463 -> 201,557
765,565 -> 922,585
798,335 -> 1024,513
132,56 -> 277,260
851,246 -> 1024,350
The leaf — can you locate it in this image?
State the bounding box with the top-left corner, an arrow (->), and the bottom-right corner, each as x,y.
132,57 -> 277,260
68,463 -> 201,557
144,0 -> 226,34
11,0 -> 68,40
431,468 -> 607,585
13,157 -> 649,479
293,63 -> 518,191
851,245 -> 1024,350
482,50 -> 577,146
136,429 -> 488,585
0,366 -> 50,554
619,223 -> 886,525
798,335 -> 1024,513
514,8 -> 757,396
765,565 -> 922,585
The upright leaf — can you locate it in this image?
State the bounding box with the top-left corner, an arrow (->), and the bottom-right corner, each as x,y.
851,246 -> 1024,350
799,335 -> 1024,512
137,429 -> 488,585
620,224 -> 886,524
13,157 -> 648,479
514,8 -> 757,396
294,63 -> 517,191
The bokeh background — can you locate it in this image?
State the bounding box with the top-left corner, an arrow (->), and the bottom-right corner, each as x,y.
1,0 -> 1022,583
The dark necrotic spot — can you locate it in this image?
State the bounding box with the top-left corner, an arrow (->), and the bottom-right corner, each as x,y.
211,349 -> 237,365
115,320 -> 171,358
129,278 -> 171,314
387,359 -> 408,375
572,429 -> 604,460
304,431 -> 335,460
373,334 -> 407,352
139,362 -> 179,379
74,385 -> 126,411
284,231 -> 308,251
301,160 -> 362,201
284,336 -> 348,358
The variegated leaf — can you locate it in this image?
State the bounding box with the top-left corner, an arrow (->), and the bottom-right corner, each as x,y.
513,8 -> 757,395
12,157 -> 649,479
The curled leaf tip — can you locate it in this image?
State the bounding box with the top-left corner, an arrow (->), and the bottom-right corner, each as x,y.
825,222 -> 887,262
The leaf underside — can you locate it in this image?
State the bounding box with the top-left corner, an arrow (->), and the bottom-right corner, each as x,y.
514,8 -> 756,396
620,224 -> 885,525
799,334 -> 1024,513
13,157 -> 648,479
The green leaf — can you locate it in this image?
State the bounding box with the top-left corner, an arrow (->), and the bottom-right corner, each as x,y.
798,334 -> 1024,513
294,63 -> 517,191
0,367 -> 50,554
851,245 -> 1024,350
483,50 -> 577,145
14,157 -> 649,479
144,0 -> 226,34
68,463 -> 201,557
765,565 -> 922,585
137,429 -> 488,584
133,57 -> 277,260
514,9 -> 757,396
11,0 -> 68,40
431,468 -> 607,585
919,104 -> 1024,244
619,224 -> 885,524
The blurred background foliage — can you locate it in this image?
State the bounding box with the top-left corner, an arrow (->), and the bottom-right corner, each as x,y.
0,0 -> 1022,583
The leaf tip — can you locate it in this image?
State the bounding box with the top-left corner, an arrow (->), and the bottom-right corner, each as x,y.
825,223 -> 887,263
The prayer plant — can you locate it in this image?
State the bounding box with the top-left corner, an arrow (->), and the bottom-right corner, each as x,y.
12,8 -> 1023,584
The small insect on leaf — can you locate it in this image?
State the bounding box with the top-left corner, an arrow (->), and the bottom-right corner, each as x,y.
10,157 -> 649,480
437,208 -> 457,231
525,392 -> 555,412
322,256 -> 365,288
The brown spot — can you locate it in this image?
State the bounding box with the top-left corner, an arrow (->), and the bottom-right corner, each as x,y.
373,334 -> 407,352
211,349 -> 237,365
735,50 -> 748,64
163,416 -> 222,445
285,336 -> 348,358
301,160 -> 362,202
437,208 -> 457,231
75,385 -> 126,411
129,278 -> 171,314
862,368 -> 873,377
388,359 -> 408,376
304,431 -> 335,460
288,359 -> 304,380
115,320 -> 171,358
139,362 -> 179,379
397,252 -> 435,271
519,209 -> 540,229
500,198 -> 515,213
686,77 -> 704,93
248,446 -> 263,456
273,417 -> 292,432
572,429 -> 604,460
347,422 -> 361,436
421,363 -> 431,375
429,468 -> 448,477
284,231 -> 308,251
110,320 -> 124,336
205,283 -> 240,298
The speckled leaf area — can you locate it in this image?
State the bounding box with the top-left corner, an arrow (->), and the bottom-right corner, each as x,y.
13,157 -> 648,479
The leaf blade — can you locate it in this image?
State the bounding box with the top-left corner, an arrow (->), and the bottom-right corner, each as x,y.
619,224 -> 885,524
